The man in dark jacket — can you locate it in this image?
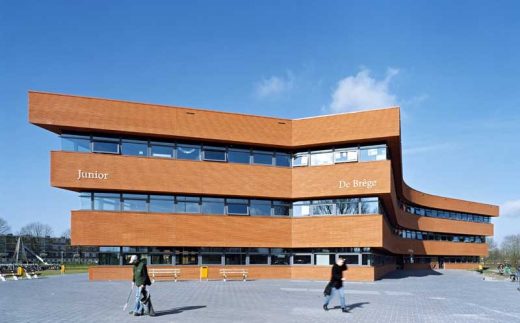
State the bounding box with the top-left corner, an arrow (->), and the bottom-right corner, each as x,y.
323,257 -> 348,313
129,255 -> 155,317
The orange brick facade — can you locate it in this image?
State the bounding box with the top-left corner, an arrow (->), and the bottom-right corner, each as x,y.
29,91 -> 498,281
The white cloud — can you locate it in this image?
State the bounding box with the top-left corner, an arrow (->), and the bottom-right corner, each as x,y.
328,67 -> 399,113
255,72 -> 294,99
501,199 -> 520,217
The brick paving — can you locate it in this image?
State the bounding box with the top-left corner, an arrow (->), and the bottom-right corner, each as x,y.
1,270 -> 520,322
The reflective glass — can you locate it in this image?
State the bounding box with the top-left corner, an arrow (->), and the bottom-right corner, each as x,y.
227,199 -> 248,215
359,145 -> 387,161
334,149 -> 358,163
62,136 -> 90,152
177,144 -> 201,160
360,200 -> 379,214
149,196 -> 174,213
176,196 -> 200,213
202,198 -> 225,214
228,149 -> 250,164
272,202 -> 290,216
337,202 -> 359,215
225,254 -> 246,265
271,254 -> 290,265
252,151 -> 273,165
249,254 -> 268,264
93,193 -> 120,211
311,204 -> 335,215
293,202 -> 310,217
121,140 -> 148,156
122,198 -> 147,212
275,153 -> 291,167
92,140 -> 119,154
151,144 -> 174,158
310,150 -> 333,166
250,200 -> 272,216
79,193 -> 92,209
293,255 -> 311,265
203,146 -> 226,161
201,254 -> 222,264
292,153 -> 309,167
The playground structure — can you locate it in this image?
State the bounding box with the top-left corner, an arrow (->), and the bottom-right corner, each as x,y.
0,237 -> 60,281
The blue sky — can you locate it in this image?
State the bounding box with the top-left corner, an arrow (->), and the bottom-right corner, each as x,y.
0,0 -> 519,243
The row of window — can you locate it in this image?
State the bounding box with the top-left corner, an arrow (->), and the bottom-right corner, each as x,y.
394,228 -> 485,244
401,202 -> 491,224
405,256 -> 480,264
98,246 -> 380,266
61,134 -> 388,167
80,193 -> 382,217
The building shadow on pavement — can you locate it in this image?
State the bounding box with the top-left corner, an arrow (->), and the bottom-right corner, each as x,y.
384,269 -> 443,279
154,305 -> 207,317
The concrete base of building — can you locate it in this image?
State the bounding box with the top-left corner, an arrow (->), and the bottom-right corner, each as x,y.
89,264 -> 398,282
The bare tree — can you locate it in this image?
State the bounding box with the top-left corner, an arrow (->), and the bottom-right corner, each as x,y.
0,217 -> 10,235
19,222 -> 54,238
485,237 -> 501,265
61,228 -> 71,239
501,234 -> 520,267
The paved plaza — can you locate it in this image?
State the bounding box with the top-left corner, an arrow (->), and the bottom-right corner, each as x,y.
1,270 -> 520,322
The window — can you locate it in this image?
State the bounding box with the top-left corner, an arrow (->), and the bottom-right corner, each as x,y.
249,254 -> 269,264
360,197 -> 379,214
203,146 -> 226,161
359,145 -> 387,162
271,253 -> 290,265
62,135 -> 90,152
252,150 -> 273,165
310,150 -> 333,166
293,254 -> 312,265
337,199 -> 360,215
225,254 -> 246,265
293,201 -> 311,217
122,194 -> 148,212
315,254 -> 335,265
339,255 -> 359,265
175,248 -> 198,265
151,254 -> 172,265
150,142 -> 174,158
311,200 -> 335,215
228,149 -> 250,164
227,199 -> 248,215
177,144 -> 200,160
334,149 -> 358,163
121,140 -> 148,156
149,195 -> 174,213
292,153 -> 309,167
202,197 -> 225,214
176,196 -> 200,213
79,193 -> 92,209
275,152 -> 291,167
93,193 -> 120,211
250,200 -> 271,216
92,137 -> 119,154
272,201 -> 290,216
201,254 -> 222,265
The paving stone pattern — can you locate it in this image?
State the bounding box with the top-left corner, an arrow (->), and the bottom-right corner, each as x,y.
1,270 -> 520,322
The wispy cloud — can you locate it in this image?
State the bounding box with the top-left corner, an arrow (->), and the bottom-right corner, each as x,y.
501,199 -> 520,218
254,71 -> 294,99
328,67 -> 399,113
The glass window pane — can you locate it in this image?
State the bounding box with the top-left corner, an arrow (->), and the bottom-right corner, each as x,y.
293,202 -> 310,217
271,254 -> 290,265
93,193 -> 120,211
202,198 -> 225,214
227,199 -> 248,215
310,150 -> 333,166
337,202 -> 359,215
201,254 -> 221,264
92,140 -> 119,154
151,144 -> 174,158
252,151 -> 273,165
62,136 -> 90,152
225,254 -> 246,265
203,146 -> 226,161
177,144 -> 201,160
293,255 -> 311,265
149,196 -> 174,213
275,153 -> 291,167
121,140 -> 148,156
273,204 -> 290,216
334,149 -> 358,163
292,153 -> 309,167
311,204 -> 335,215
359,145 -> 387,162
250,200 -> 272,216
122,199 -> 147,212
79,193 -> 92,209
339,255 -> 359,265
228,149 -> 250,164
249,254 -> 268,264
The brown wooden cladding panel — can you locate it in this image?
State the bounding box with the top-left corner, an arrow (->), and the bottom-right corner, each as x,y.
29,92 -> 293,147
291,108 -> 400,147
51,151 -> 391,199
72,212 -> 383,248
51,151 -> 291,198
291,215 -> 383,248
292,161 -> 391,198
402,182 -> 498,217
89,265 -> 378,281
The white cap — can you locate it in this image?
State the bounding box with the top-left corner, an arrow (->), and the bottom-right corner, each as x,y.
129,255 -> 138,264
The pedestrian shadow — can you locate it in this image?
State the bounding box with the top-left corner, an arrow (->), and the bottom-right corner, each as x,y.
332,302 -> 369,312
154,305 -> 207,317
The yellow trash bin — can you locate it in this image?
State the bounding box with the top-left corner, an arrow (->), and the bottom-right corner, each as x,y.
200,266 -> 208,281
60,264 -> 66,275
17,266 -> 24,277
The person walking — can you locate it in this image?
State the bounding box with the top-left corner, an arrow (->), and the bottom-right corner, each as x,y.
129,255 -> 155,317
323,257 -> 348,313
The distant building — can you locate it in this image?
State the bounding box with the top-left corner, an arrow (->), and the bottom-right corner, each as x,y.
29,91 -> 498,281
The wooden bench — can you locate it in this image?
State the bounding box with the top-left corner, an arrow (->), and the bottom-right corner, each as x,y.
150,268 -> 181,282
219,269 -> 248,281
1,272 -> 20,281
